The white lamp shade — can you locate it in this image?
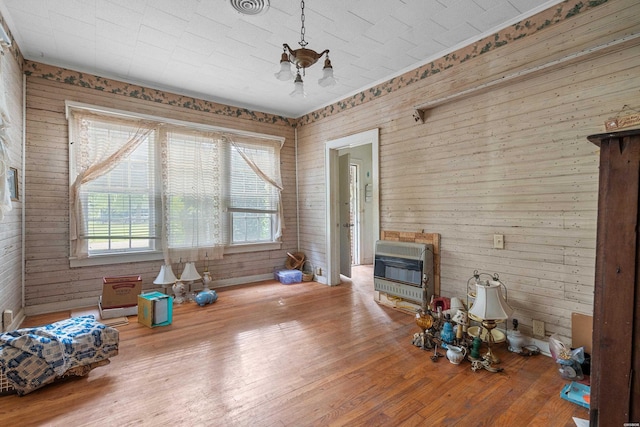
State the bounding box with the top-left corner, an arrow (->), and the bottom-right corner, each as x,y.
180,262 -> 201,282
468,280 -> 513,320
274,60 -> 293,81
290,79 -> 305,97
153,264 -> 177,285
318,66 -> 336,87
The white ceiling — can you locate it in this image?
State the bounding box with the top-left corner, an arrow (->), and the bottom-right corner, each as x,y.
0,0 -> 563,118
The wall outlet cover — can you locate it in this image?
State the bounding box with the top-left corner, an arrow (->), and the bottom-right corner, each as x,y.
533,319 -> 545,337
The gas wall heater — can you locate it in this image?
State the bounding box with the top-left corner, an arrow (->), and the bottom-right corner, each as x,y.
373,240 -> 434,307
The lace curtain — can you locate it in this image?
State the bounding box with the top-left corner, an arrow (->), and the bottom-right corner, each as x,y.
68,107 -> 284,263
226,135 -> 284,239
0,49 -> 12,221
69,111 -> 153,258
161,129 -> 225,263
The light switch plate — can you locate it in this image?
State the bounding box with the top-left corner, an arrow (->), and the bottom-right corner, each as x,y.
493,234 -> 504,249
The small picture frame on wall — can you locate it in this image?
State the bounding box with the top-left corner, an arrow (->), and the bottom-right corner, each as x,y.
8,167 -> 18,201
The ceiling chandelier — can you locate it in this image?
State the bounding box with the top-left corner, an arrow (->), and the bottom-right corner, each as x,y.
274,0 -> 336,97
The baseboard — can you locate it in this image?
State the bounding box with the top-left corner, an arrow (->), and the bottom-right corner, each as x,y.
505,329 -> 551,357
3,308 -> 26,331
23,272 -> 299,317
315,275 -> 328,285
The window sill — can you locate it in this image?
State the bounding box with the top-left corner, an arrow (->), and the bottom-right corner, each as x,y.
70,251 -> 164,268
224,242 -> 282,254
69,243 -> 282,267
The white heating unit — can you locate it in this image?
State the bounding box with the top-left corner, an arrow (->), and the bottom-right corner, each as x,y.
373,240 -> 434,306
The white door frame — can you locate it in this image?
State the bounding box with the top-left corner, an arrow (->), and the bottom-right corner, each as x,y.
350,159 -> 362,265
325,128 -> 379,286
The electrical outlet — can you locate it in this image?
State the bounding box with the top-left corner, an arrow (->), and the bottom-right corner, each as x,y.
316,267 -> 322,276
532,319 -> 545,337
493,234 -> 504,249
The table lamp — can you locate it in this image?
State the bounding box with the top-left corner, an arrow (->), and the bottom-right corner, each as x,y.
175,261 -> 201,303
468,279 -> 513,364
153,264 -> 177,293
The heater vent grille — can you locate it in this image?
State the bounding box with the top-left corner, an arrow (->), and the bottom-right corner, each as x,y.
373,240 -> 434,306
374,240 -> 426,259
230,0 -> 270,16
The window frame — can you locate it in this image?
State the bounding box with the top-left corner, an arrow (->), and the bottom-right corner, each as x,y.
66,101 -> 284,267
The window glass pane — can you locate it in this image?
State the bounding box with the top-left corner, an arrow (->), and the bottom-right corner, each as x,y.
229,146 -> 278,211
81,134 -> 158,255
232,212 -> 273,243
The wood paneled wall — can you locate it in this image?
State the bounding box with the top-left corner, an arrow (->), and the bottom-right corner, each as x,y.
0,30 -> 24,331
23,72 -> 296,313
296,0 -> 640,343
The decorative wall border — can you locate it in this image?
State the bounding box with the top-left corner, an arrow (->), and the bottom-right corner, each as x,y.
23,61 -> 296,128
297,0 -> 609,126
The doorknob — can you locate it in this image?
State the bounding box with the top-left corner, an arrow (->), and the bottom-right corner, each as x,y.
343,223 -> 354,228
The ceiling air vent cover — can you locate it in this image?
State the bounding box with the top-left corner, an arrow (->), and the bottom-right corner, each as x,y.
229,0 -> 270,16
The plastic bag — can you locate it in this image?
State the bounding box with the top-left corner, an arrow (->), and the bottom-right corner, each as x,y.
549,334 -> 584,380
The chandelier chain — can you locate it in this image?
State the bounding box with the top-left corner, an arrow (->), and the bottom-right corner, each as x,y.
299,0 -> 307,47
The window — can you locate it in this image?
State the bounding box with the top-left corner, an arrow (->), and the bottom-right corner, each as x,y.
228,141 -> 280,244
78,119 -> 159,255
68,103 -> 283,263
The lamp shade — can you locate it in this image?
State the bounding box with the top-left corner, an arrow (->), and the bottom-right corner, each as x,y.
318,57 -> 336,87
180,262 -> 201,282
451,309 -> 469,326
274,52 -> 293,81
153,264 -> 177,286
468,280 -> 513,320
290,73 -> 306,97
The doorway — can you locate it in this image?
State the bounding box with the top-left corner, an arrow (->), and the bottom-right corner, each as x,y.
325,129 -> 379,286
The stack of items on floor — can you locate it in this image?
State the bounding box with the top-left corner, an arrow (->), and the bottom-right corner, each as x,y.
99,275 -> 142,319
274,252 -> 314,284
0,315 -> 119,395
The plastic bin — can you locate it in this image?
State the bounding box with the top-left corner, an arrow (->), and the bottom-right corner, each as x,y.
276,269 -> 302,284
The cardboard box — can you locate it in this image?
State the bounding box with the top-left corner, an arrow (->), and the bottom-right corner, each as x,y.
98,296 -> 138,319
137,291 -> 173,328
102,276 -> 142,309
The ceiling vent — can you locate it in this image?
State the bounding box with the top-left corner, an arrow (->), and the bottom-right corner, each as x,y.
229,0 -> 270,16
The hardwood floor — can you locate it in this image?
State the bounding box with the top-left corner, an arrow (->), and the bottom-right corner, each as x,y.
1,266 -> 588,426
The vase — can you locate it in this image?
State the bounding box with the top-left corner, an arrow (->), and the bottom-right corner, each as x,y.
440,321 -> 455,344
446,345 -> 467,364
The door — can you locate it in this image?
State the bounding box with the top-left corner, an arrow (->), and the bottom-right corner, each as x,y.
350,162 -> 361,265
325,128 -> 379,286
339,153 -> 351,278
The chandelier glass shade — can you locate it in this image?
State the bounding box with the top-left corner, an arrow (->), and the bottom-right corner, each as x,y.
275,0 -> 336,96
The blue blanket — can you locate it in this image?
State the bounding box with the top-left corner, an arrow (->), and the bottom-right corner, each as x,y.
0,315 -> 119,395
